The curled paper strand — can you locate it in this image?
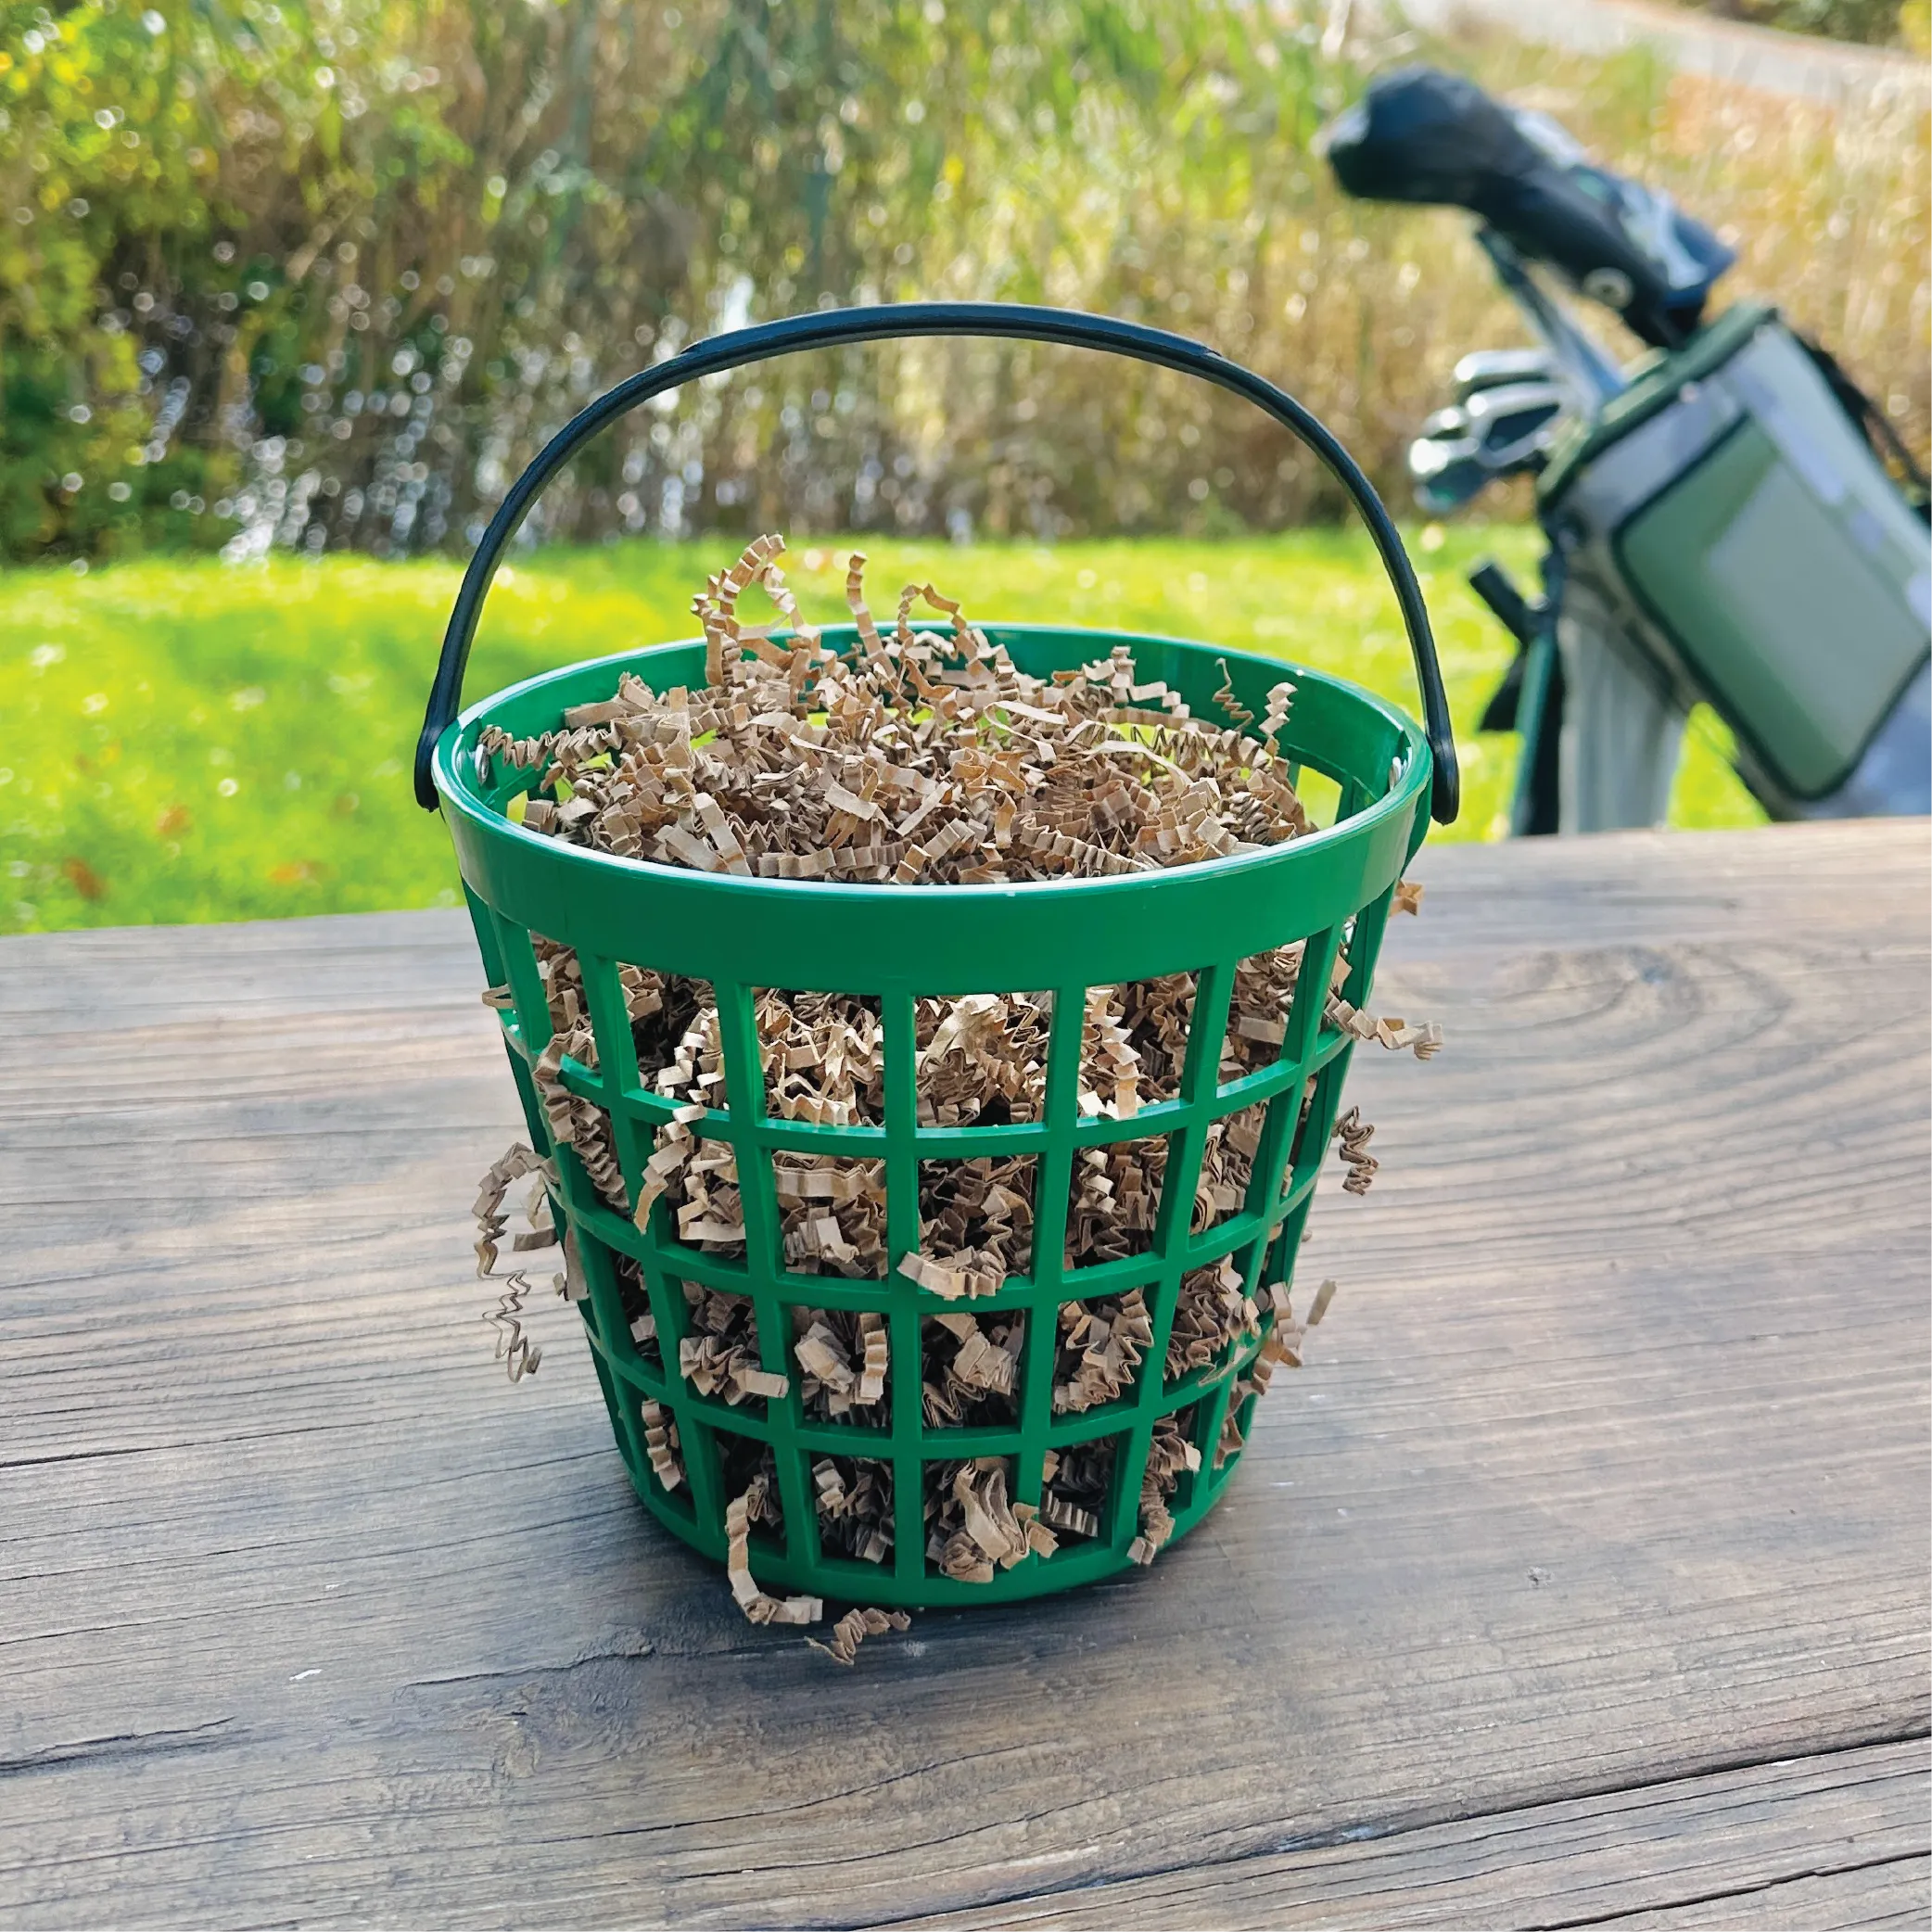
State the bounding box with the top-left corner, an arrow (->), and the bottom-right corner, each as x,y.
1334,1106 -> 1379,1196
641,1398 -> 684,1491
481,1272 -> 543,1381
726,1490 -> 823,1628
807,1605 -> 913,1666
473,1140 -> 566,1381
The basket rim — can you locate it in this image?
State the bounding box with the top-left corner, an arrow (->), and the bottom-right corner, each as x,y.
434,621 -> 1430,906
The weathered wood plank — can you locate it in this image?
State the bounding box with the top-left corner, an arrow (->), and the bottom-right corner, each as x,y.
0,822 -> 1926,1927
891,1737 -> 1932,1929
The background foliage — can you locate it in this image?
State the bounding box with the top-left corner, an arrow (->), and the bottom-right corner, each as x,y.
4,0 -> 1926,563
1673,0 -> 1921,47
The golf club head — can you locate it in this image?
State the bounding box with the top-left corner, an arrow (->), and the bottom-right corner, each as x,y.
1410,378 -> 1573,510
1464,380 -> 1571,469
1453,346 -> 1561,402
1408,428 -> 1489,512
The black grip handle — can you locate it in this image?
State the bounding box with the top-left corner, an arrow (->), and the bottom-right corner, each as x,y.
1468,558 -> 1540,652
416,302 -> 1459,823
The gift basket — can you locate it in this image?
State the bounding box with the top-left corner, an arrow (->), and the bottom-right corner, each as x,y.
417,304 -> 1458,1623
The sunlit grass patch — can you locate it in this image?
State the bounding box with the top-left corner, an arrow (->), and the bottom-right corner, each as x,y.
0,528 -> 1764,934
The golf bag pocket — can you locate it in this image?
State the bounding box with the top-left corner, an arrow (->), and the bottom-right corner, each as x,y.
1540,304 -> 1930,813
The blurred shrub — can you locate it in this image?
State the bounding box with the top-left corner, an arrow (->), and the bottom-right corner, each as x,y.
4,0 -> 1406,560
0,0 -> 1925,561
1672,0 -> 1907,44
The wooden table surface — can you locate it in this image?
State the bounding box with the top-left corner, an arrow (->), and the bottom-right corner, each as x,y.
3,821 -> 1927,1930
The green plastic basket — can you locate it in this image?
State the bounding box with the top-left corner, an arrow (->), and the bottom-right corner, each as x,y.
417,305 -> 1459,1610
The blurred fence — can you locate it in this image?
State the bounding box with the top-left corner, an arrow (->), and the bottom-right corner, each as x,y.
1,0 -> 1926,562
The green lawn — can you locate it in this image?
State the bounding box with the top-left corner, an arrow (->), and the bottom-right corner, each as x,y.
0,529 -> 1763,934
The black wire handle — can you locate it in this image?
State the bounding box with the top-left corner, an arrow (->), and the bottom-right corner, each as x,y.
416,302 -> 1459,823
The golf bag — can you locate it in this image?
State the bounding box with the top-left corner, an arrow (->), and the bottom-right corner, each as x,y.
1325,66 -> 1931,829
1540,304 -> 1931,819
